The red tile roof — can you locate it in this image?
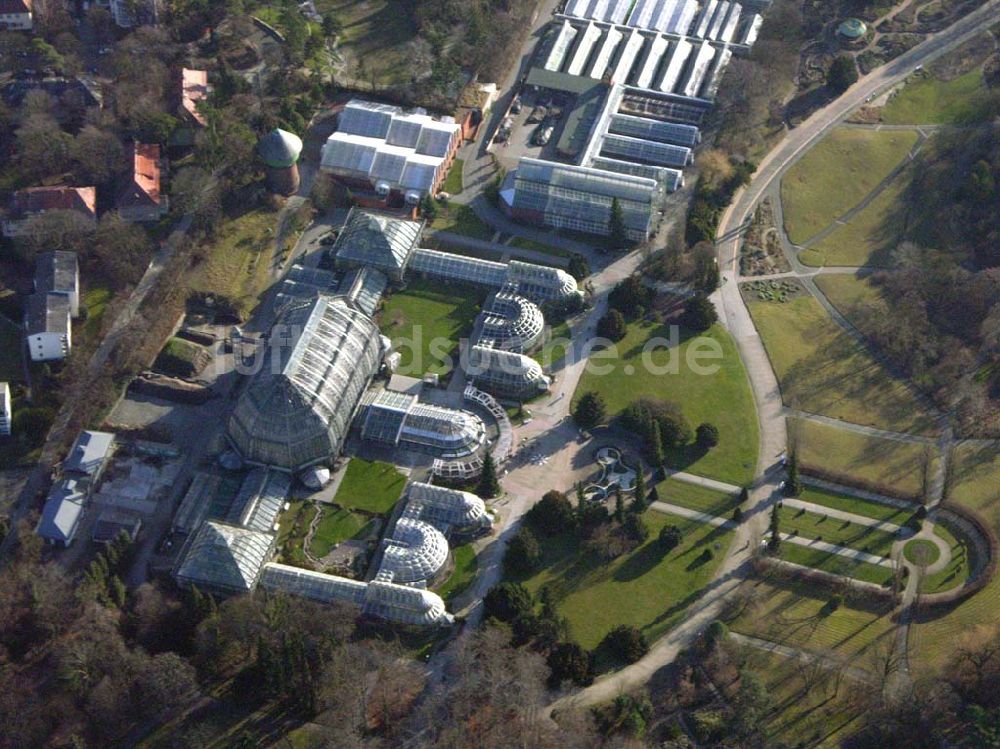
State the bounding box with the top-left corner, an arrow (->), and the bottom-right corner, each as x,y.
10,186 -> 97,220
117,143 -> 162,208
0,0 -> 31,15
180,68 -> 208,126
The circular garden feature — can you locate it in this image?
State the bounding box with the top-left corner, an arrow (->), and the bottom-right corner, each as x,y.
904,538 -> 941,567
837,18 -> 868,40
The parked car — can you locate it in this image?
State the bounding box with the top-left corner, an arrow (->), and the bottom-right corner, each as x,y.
533,124 -> 554,146
510,95 -> 522,114
527,105 -> 547,123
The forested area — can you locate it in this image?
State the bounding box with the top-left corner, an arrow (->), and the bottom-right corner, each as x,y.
857,122 -> 1000,435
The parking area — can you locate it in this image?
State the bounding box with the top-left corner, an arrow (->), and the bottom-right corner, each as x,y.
492,86 -> 576,172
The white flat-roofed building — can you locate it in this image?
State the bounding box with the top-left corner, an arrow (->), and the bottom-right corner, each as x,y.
25,292 -> 71,362
321,99 -> 461,204
0,382 -> 10,436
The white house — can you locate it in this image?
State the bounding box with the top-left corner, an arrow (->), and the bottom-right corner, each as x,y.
35,251 -> 79,318
0,382 -> 10,436
36,478 -> 85,547
0,0 -> 32,30
25,292 -> 71,362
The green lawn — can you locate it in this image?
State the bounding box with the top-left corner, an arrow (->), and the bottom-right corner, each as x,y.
184,209 -> 278,318
797,485 -> 910,525
903,538 -> 939,566
654,478 -> 737,516
791,418 -> 935,500
154,337 -> 207,378
729,577 -> 898,664
430,203 -> 494,240
510,510 -> 734,652
777,543 -> 895,586
437,543 -> 478,601
0,315 -> 23,382
799,171 -> 911,267
536,319 -> 571,370
781,507 -> 898,557
574,320 -> 759,486
881,67 -> 988,125
780,128 -> 919,245
440,159 -> 464,194
333,459 -> 406,515
749,295 -> 935,434
309,507 -> 372,558
379,279 -> 481,377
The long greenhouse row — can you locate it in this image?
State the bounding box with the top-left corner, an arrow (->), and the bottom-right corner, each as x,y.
543,14 -> 758,100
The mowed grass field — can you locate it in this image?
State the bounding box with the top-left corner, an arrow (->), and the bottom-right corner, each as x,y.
379,279 -> 480,377
791,418 -> 936,499
777,543 -> 895,586
309,507 -> 372,558
908,443 -> 1000,673
780,128 -> 919,245
749,295 -> 935,434
780,507 -> 897,557
655,478 -> 738,515
333,459 -> 406,515
574,321 -> 759,486
728,577 -> 898,664
511,510 -> 733,652
799,171 -> 911,267
880,67 -> 989,125
798,485 -> 911,525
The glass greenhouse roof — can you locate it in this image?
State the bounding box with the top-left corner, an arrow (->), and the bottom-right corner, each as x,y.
227,295 -> 382,471
174,521 -> 274,593
380,518 -> 449,584
334,208 -> 422,273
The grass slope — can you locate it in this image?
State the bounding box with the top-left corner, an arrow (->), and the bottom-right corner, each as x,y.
749,295 -> 935,434
316,0 -> 417,87
777,543 -> 895,586
185,209 -> 278,318
791,418 -> 935,499
799,171 -> 910,267
780,128 -> 918,245
574,320 -> 759,486
511,510 -> 733,652
881,67 -> 988,125
379,279 -> 480,377
333,459 -> 406,515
